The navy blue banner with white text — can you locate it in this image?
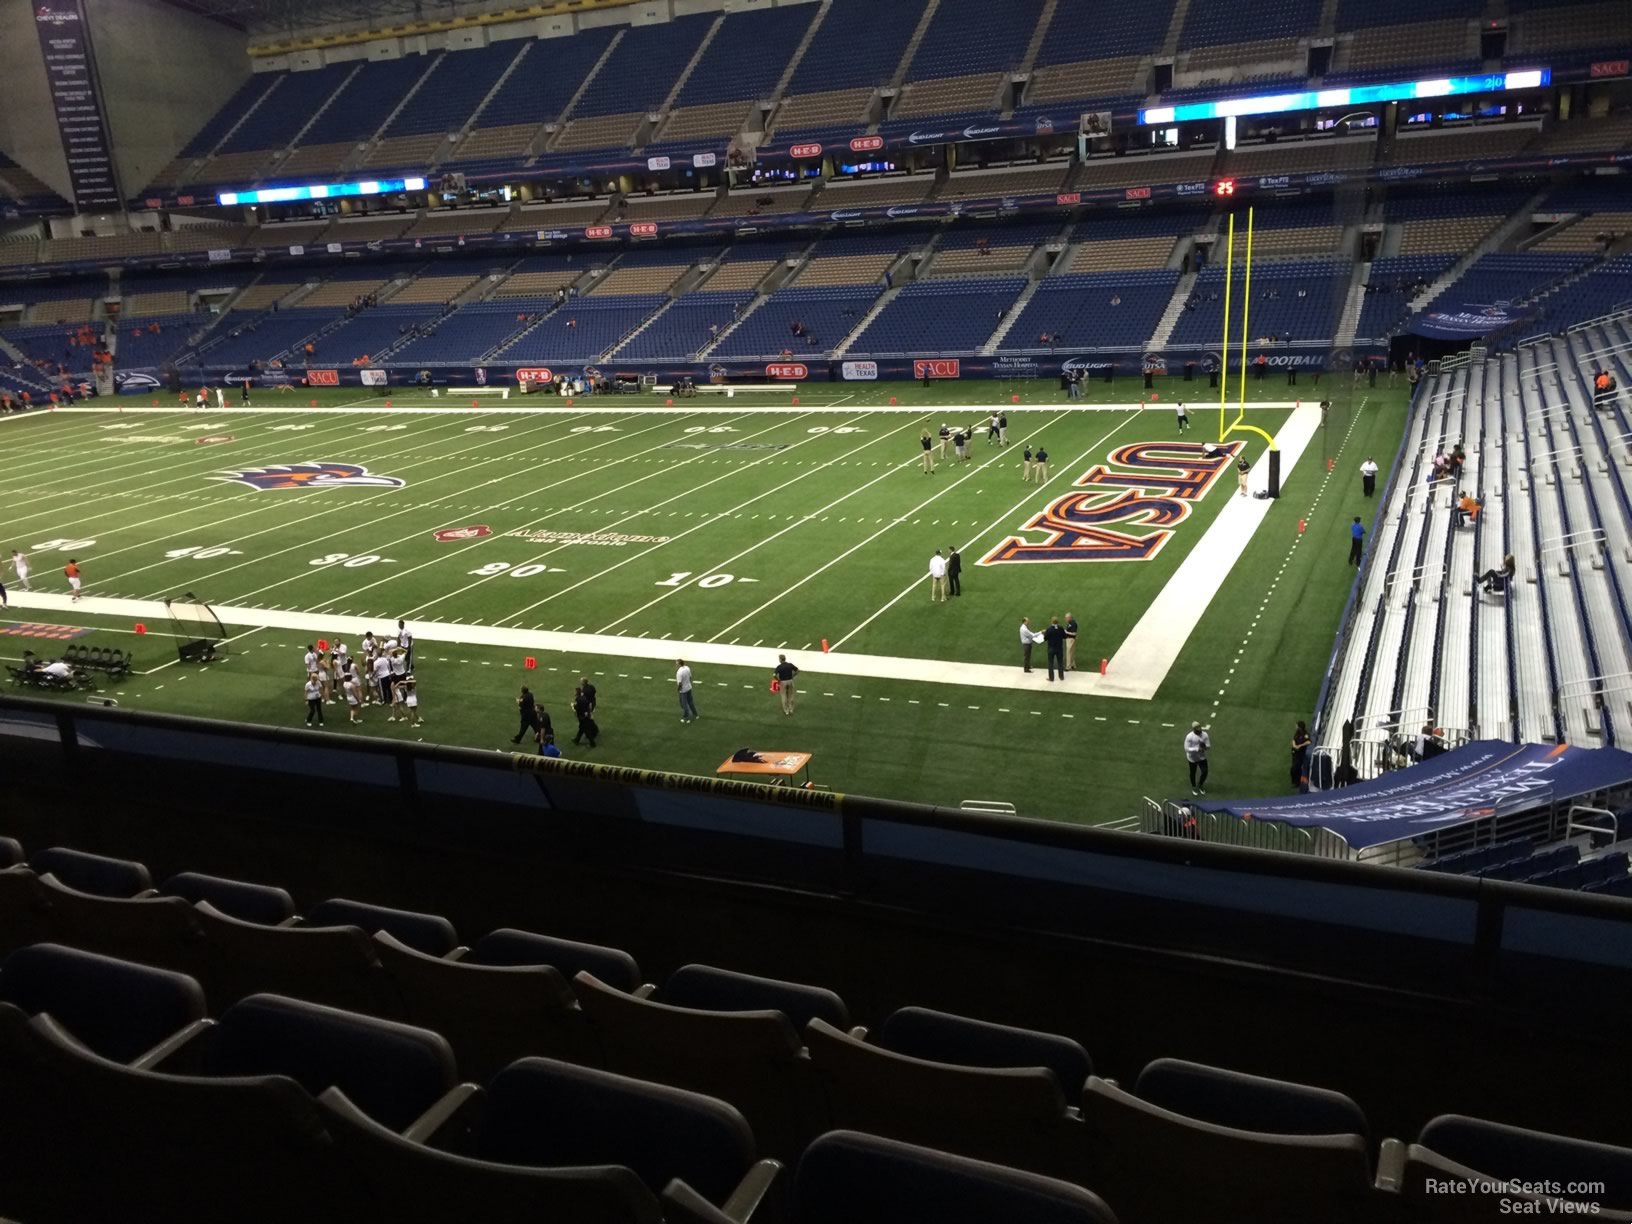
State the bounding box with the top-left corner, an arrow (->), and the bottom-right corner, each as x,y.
33,0 -> 121,213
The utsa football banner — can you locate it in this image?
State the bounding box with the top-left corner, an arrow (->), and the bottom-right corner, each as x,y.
980,441 -> 1241,565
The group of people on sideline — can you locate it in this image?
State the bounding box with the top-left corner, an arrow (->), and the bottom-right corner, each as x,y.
299,621 -> 418,728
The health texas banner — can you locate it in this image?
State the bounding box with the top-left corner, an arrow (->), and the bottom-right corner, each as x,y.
33,0 -> 122,213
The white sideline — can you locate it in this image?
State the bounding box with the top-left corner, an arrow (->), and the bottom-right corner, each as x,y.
29,402 -> 1308,417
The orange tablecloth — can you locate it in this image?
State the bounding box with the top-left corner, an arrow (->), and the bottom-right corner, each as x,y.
716,751 -> 813,787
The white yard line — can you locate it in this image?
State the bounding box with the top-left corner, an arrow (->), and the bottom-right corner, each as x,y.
705,408 -> 1081,643
60,409 -> 598,582
828,408 -> 1145,652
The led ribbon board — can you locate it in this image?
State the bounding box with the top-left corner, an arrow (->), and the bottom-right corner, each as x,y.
217,177 -> 427,206
1138,70 -> 1549,125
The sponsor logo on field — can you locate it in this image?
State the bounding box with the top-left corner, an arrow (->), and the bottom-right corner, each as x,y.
504,528 -> 671,546
629,222 -> 659,238
214,463 -> 406,491
849,136 -> 884,152
981,441 -> 1242,566
767,362 -> 807,380
789,143 -> 823,159
913,358 -> 960,380
841,360 -> 878,381
515,367 -> 554,385
196,434 -> 235,445
305,369 -> 339,386
584,225 -> 613,240
433,525 -> 492,542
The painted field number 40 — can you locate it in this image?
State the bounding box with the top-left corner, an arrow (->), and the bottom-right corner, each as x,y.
165,546 -> 243,559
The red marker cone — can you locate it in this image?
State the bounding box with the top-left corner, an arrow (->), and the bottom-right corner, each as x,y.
666,398 -> 674,406
565,398 -> 573,406
309,399 -> 317,407
1100,657 -> 1108,676
791,396 -> 799,405
1327,457 -> 1335,472
1010,393 -> 1019,403
889,396 -> 897,405
821,638 -> 830,653
134,623 -> 147,635
523,656 -> 537,670
472,399 -> 480,409
317,638 -> 329,652
1298,518 -> 1307,534
384,399 -> 392,408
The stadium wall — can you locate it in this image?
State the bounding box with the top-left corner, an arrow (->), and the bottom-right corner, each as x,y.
86,0 -> 251,205
0,1 -> 71,203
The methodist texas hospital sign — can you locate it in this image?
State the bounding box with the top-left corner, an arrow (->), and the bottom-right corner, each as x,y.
980,441 -> 1243,565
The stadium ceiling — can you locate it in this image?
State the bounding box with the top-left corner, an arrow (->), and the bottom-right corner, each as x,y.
159,0 -> 496,37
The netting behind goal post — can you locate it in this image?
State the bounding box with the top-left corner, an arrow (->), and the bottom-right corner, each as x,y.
165,595 -> 229,663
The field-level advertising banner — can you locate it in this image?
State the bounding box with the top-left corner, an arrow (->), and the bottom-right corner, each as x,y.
33,0 -> 121,213
359,369 -> 388,387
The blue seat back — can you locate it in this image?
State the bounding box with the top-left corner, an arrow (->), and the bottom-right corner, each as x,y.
795,1130 -> 1117,1224
304,897 -> 457,957
207,993 -> 456,1131
663,963 -> 849,1030
162,872 -> 296,926
1135,1058 -> 1368,1138
468,928 -> 640,992
1421,1114 -> 1632,1206
483,1056 -> 753,1204
876,1006 -> 1092,1097
31,846 -> 151,897
0,943 -> 205,1064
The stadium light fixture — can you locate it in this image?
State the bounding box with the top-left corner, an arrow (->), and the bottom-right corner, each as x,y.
1137,68 -> 1549,125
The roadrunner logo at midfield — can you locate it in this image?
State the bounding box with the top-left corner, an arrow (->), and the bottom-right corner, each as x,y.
213,463 -> 406,491
979,441 -> 1243,565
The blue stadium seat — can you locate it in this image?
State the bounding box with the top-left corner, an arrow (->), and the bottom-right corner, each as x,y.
875,1006 -> 1092,1098
161,871 -> 297,926
0,942 -> 207,1065
480,1056 -> 769,1208
370,930 -> 594,1081
795,1130 -> 1118,1224
204,993 -> 458,1132
304,897 -> 459,957
466,926 -> 643,992
1133,1058 -> 1369,1137
30,848 -> 152,894
662,963 -> 850,1031
1404,1114 -> 1632,1218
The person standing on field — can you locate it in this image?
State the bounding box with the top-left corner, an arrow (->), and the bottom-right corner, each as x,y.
1185,722 -> 1211,795
397,620 -> 414,671
1349,516 -> 1365,567
998,412 -> 1009,446
676,659 -> 698,723
1034,445 -> 1050,482
304,674 -> 324,727
938,423 -> 951,459
773,654 -> 799,715
1019,617 -> 1042,673
1360,456 -> 1379,498
512,686 -> 540,744
343,671 -> 362,724
11,549 -> 29,591
1022,445 -> 1034,483
64,558 -> 82,602
1043,616 -> 1067,681
1175,401 -> 1189,434
921,430 -> 935,474
572,680 -> 598,747
1063,611 -> 1079,671
946,546 -> 962,597
1236,455 -> 1250,496
928,550 -> 948,603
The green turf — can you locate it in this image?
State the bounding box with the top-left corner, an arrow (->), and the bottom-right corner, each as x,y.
0,374 -> 1407,823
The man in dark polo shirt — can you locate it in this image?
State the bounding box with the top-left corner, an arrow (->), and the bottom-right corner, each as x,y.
1043,616 -> 1067,681
511,685 -> 539,744
773,654 -> 799,715
946,546 -> 962,597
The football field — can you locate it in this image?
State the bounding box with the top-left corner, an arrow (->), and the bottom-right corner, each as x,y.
0,377 -> 1408,824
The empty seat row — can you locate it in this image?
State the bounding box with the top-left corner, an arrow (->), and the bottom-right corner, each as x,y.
4,835 -> 1631,1222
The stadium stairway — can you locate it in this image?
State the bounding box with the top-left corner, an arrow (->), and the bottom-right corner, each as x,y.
1333,260 -> 1371,350
262,63 -> 366,183
169,75 -> 286,190
344,53 -> 449,174
886,0 -> 945,93
1145,270 -> 1199,352
831,287 -> 903,358
650,14 -> 725,131
540,29 -> 627,155
695,246 -> 815,359
1407,189 -> 1548,315
1013,0 -> 1062,82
